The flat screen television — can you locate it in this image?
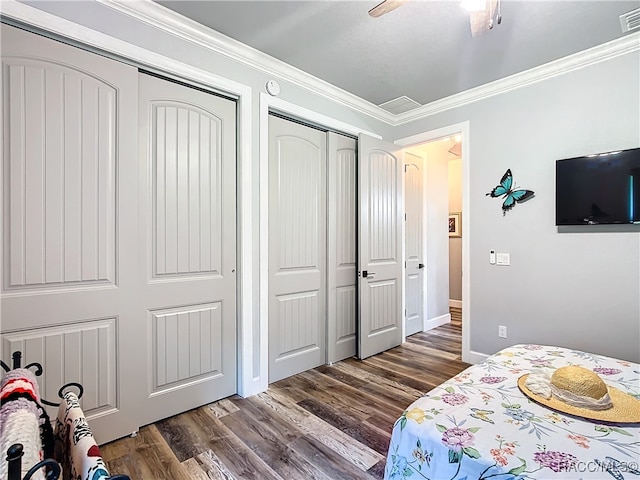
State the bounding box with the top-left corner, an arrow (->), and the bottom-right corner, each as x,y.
556,147 -> 640,226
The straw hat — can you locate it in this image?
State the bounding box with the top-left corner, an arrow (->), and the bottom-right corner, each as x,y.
518,366 -> 640,423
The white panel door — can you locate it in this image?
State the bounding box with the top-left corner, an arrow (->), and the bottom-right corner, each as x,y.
327,132 -> 357,363
358,134 -> 403,359
137,73 -> 236,426
0,24 -> 141,443
268,115 -> 326,382
404,152 -> 425,336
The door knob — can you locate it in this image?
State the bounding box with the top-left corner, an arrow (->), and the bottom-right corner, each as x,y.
362,270 -> 375,278
418,263 -> 425,269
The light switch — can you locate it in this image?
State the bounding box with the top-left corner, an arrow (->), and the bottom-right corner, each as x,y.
496,253 -> 510,266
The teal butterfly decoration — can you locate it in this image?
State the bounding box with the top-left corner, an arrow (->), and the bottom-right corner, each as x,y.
486,169 -> 534,215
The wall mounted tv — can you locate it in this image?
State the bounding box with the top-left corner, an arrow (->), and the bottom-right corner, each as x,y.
556,147 -> 640,226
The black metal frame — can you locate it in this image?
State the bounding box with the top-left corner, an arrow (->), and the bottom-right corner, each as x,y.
2,351 -> 130,480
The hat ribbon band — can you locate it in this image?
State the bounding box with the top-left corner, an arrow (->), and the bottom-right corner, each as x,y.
549,384 -> 613,411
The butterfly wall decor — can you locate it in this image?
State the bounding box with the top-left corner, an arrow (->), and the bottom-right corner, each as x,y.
486,169 -> 535,215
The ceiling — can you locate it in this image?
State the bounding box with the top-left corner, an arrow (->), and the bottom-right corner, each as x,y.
155,1 -> 638,110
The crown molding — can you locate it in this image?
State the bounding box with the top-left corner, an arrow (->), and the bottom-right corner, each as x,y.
96,0 -> 640,126
95,0 -> 397,125
392,32 -> 640,125
5,0 -> 639,128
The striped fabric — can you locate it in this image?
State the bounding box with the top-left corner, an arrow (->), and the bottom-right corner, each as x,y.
54,392 -> 110,480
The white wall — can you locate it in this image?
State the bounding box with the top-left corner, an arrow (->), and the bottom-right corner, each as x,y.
413,143 -> 451,322
395,51 -> 640,362
448,158 -> 463,302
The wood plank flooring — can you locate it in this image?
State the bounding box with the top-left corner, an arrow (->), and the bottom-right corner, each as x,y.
450,305 -> 462,326
101,317 -> 468,479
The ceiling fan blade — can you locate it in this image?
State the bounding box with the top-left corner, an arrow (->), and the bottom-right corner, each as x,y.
368,0 -> 410,18
469,0 -> 498,37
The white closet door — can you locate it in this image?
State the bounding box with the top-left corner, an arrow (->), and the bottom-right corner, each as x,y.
136,73 -> 236,426
0,24 -> 141,443
268,115 -> 326,382
327,132 -> 357,363
358,134 -> 403,359
404,151 -> 425,336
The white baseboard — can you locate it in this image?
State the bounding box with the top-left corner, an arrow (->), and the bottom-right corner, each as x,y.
468,351 -> 490,364
449,299 -> 462,308
424,313 -> 451,331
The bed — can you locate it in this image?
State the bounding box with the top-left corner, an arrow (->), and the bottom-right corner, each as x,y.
384,344 -> 640,480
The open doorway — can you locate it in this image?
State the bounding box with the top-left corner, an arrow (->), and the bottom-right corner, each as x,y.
447,136 -> 463,329
396,122 -> 470,363
405,137 -> 462,326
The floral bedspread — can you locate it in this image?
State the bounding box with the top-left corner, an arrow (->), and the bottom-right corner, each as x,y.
384,344 -> 640,480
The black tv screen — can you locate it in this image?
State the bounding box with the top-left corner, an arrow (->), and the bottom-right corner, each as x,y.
556,147 -> 640,226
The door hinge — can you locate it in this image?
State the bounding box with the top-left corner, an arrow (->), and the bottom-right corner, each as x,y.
404,213 -> 407,221
404,261 -> 407,268
404,164 -> 408,172
404,308 -> 407,317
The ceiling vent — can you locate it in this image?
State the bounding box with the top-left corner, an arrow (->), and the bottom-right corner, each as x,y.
378,96 -> 422,115
620,8 -> 640,33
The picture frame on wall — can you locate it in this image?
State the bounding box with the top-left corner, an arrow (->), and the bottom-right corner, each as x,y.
449,212 -> 461,237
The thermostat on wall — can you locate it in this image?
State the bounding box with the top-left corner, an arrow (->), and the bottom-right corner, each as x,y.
265,80 -> 280,96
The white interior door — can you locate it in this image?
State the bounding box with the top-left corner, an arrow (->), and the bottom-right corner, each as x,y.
0,24 -> 141,443
327,132 -> 357,363
268,115 -> 326,382
358,134 -> 403,359
136,73 -> 237,426
404,151 -> 425,336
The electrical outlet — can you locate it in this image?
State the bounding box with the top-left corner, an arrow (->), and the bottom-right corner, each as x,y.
496,253 -> 511,266
498,325 -> 507,338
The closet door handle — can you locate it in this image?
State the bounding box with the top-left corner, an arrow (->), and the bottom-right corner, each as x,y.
362,270 -> 375,279
418,263 -> 425,269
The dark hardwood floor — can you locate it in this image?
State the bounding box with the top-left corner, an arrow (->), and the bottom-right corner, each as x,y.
102,316 -> 467,479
